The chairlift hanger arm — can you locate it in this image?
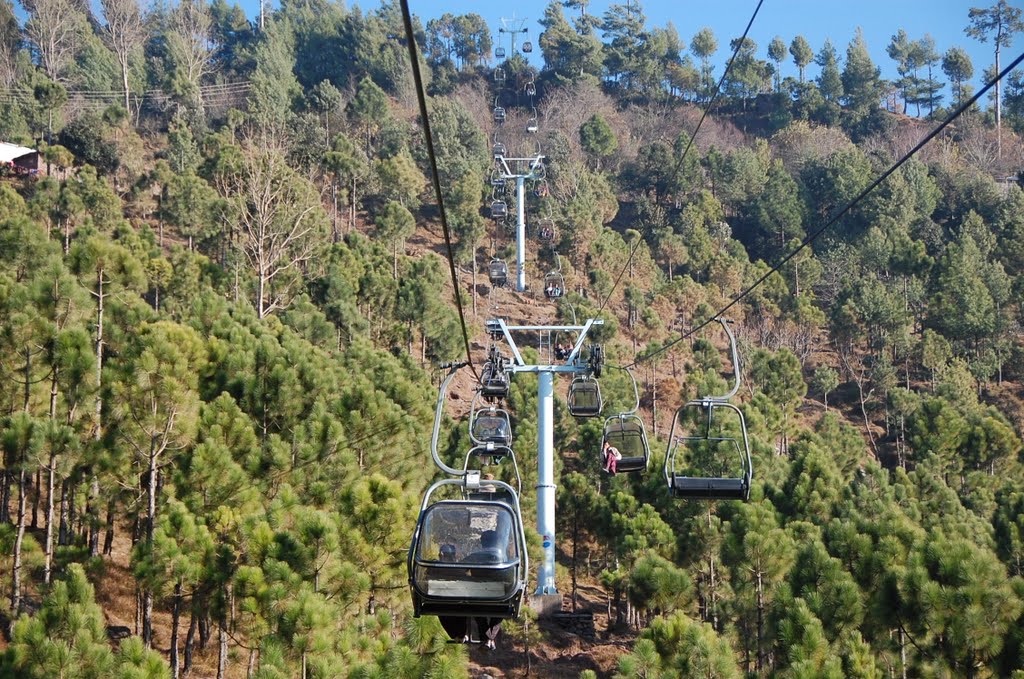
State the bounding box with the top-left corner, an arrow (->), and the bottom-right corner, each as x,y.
608,364 -> 641,416
430,365 -> 471,477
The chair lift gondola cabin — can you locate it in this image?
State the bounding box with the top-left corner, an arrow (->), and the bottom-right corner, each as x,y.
492,141 -> 506,159
494,100 -> 506,124
543,271 -> 564,299
663,319 -> 752,501
470,403 -> 513,448
480,361 -> 510,401
495,46 -> 506,59
409,479 -> 528,625
488,259 -> 508,288
491,200 -> 508,220
521,41 -> 533,53
567,375 -> 602,418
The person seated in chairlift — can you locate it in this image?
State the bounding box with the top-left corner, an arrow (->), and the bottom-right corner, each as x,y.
603,440 -> 622,474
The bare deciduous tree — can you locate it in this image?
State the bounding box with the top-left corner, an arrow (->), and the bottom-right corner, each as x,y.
25,0 -> 86,81
166,0 -> 213,109
227,140 -> 328,318
100,0 -> 144,113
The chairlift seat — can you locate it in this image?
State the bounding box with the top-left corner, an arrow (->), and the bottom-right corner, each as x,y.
494,68 -> 506,83
471,413 -> 513,448
670,476 -> 748,501
526,119 -> 538,133
525,82 -> 537,97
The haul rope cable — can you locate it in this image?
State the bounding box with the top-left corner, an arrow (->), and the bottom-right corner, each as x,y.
400,0 -> 479,380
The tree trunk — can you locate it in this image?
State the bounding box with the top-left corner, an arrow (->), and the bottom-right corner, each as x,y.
183,609 -> 197,677
142,451 -> 158,647
44,454 -> 57,584
171,582 -> 182,679
755,569 -> 764,673
217,619 -> 228,679
10,467 -> 27,619
104,499 -> 116,555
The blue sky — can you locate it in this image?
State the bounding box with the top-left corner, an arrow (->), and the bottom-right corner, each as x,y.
354,0 -> 1017,110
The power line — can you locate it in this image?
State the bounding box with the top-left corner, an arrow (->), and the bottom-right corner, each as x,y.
399,0 -> 479,380
627,48 -> 1024,370
596,0 -> 766,315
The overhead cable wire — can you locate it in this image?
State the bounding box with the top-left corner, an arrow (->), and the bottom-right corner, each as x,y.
596,0 -> 766,315
399,0 -> 479,380
627,48 -> 1024,370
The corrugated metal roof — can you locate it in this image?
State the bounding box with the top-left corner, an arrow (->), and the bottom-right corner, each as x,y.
0,142 -> 37,163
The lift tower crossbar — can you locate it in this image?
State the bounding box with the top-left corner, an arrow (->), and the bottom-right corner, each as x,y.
492,317 -> 603,596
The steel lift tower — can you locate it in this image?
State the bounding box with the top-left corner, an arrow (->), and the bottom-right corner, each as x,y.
489,317 -> 603,602
494,154 -> 545,292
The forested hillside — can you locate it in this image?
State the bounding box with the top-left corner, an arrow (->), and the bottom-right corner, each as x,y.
1,0 -> 1024,677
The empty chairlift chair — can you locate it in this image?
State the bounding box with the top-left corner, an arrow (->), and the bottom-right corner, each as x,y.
494,68 -> 506,85
665,400 -> 752,500
408,480 -> 528,626
663,319 -> 752,501
490,169 -> 505,188
488,259 -> 508,288
525,81 -> 537,97
526,111 -> 539,133
567,375 -> 602,418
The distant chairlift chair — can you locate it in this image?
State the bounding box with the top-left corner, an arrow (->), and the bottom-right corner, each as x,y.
567,375 -> 602,418
488,259 -> 508,288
